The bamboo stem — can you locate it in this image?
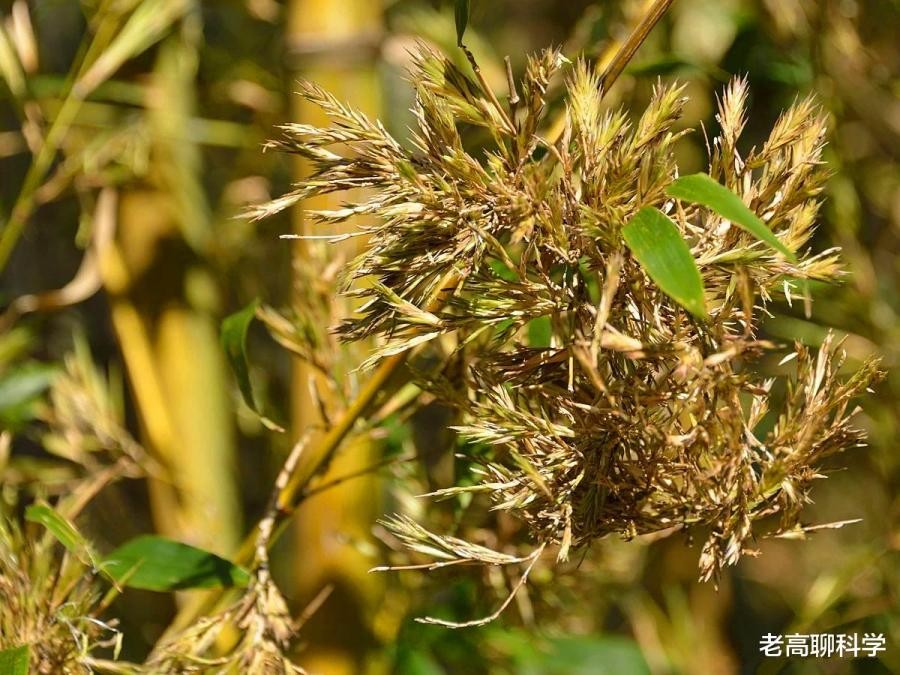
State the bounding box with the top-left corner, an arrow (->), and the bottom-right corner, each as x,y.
165,269 -> 459,635
546,0 -> 677,145
286,3 -> 387,671
0,93 -> 83,270
598,0 -> 675,95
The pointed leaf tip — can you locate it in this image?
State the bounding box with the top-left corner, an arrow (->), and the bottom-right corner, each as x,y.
455,0 -> 471,46
666,173 -> 797,262
25,502 -> 100,568
102,535 -> 251,592
220,299 -> 284,432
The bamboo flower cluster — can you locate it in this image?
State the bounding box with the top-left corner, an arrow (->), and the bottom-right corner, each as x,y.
254,47 -> 882,587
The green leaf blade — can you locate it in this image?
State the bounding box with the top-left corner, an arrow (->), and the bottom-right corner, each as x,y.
220,299 -> 283,432
455,0 -> 471,46
0,363 -> 58,427
666,173 -> 797,262
25,502 -> 99,568
102,535 -> 251,592
623,207 -> 708,319
0,645 -> 30,675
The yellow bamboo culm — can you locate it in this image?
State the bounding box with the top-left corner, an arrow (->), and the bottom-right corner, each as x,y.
288,2 -> 385,674
110,191 -> 241,555
102,19 -> 241,561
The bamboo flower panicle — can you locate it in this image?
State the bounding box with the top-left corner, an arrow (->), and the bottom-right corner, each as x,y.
253,48 -> 882,590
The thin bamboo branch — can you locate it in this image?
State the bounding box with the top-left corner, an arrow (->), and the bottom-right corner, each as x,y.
598,0 -> 675,95
165,269 -> 460,635
546,0 -> 677,145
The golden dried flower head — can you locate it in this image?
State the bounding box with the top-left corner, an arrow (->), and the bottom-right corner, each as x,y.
254,47 -> 882,594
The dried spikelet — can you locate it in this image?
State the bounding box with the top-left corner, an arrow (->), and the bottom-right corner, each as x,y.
710,75 -> 749,187
149,436 -> 315,673
0,509 -> 122,673
146,577 -> 305,675
39,338 -> 152,478
252,47 -> 883,619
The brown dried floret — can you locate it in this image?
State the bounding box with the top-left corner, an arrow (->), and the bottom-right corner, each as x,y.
254,47 -> 882,618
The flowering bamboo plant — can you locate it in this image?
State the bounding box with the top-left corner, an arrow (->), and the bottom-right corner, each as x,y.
0,0 -> 889,670
252,45 -> 882,614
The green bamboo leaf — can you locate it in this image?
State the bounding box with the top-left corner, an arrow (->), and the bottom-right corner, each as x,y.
455,0 -> 471,46
623,207 -> 707,319
101,535 -> 250,591
0,362 -> 58,427
0,645 -> 30,675
25,502 -> 99,568
666,173 -> 797,262
220,299 -> 283,432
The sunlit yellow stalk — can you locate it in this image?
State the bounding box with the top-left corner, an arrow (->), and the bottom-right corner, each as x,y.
287,1 -> 385,673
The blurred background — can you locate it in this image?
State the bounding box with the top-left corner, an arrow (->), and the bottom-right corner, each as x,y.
0,0 -> 898,673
